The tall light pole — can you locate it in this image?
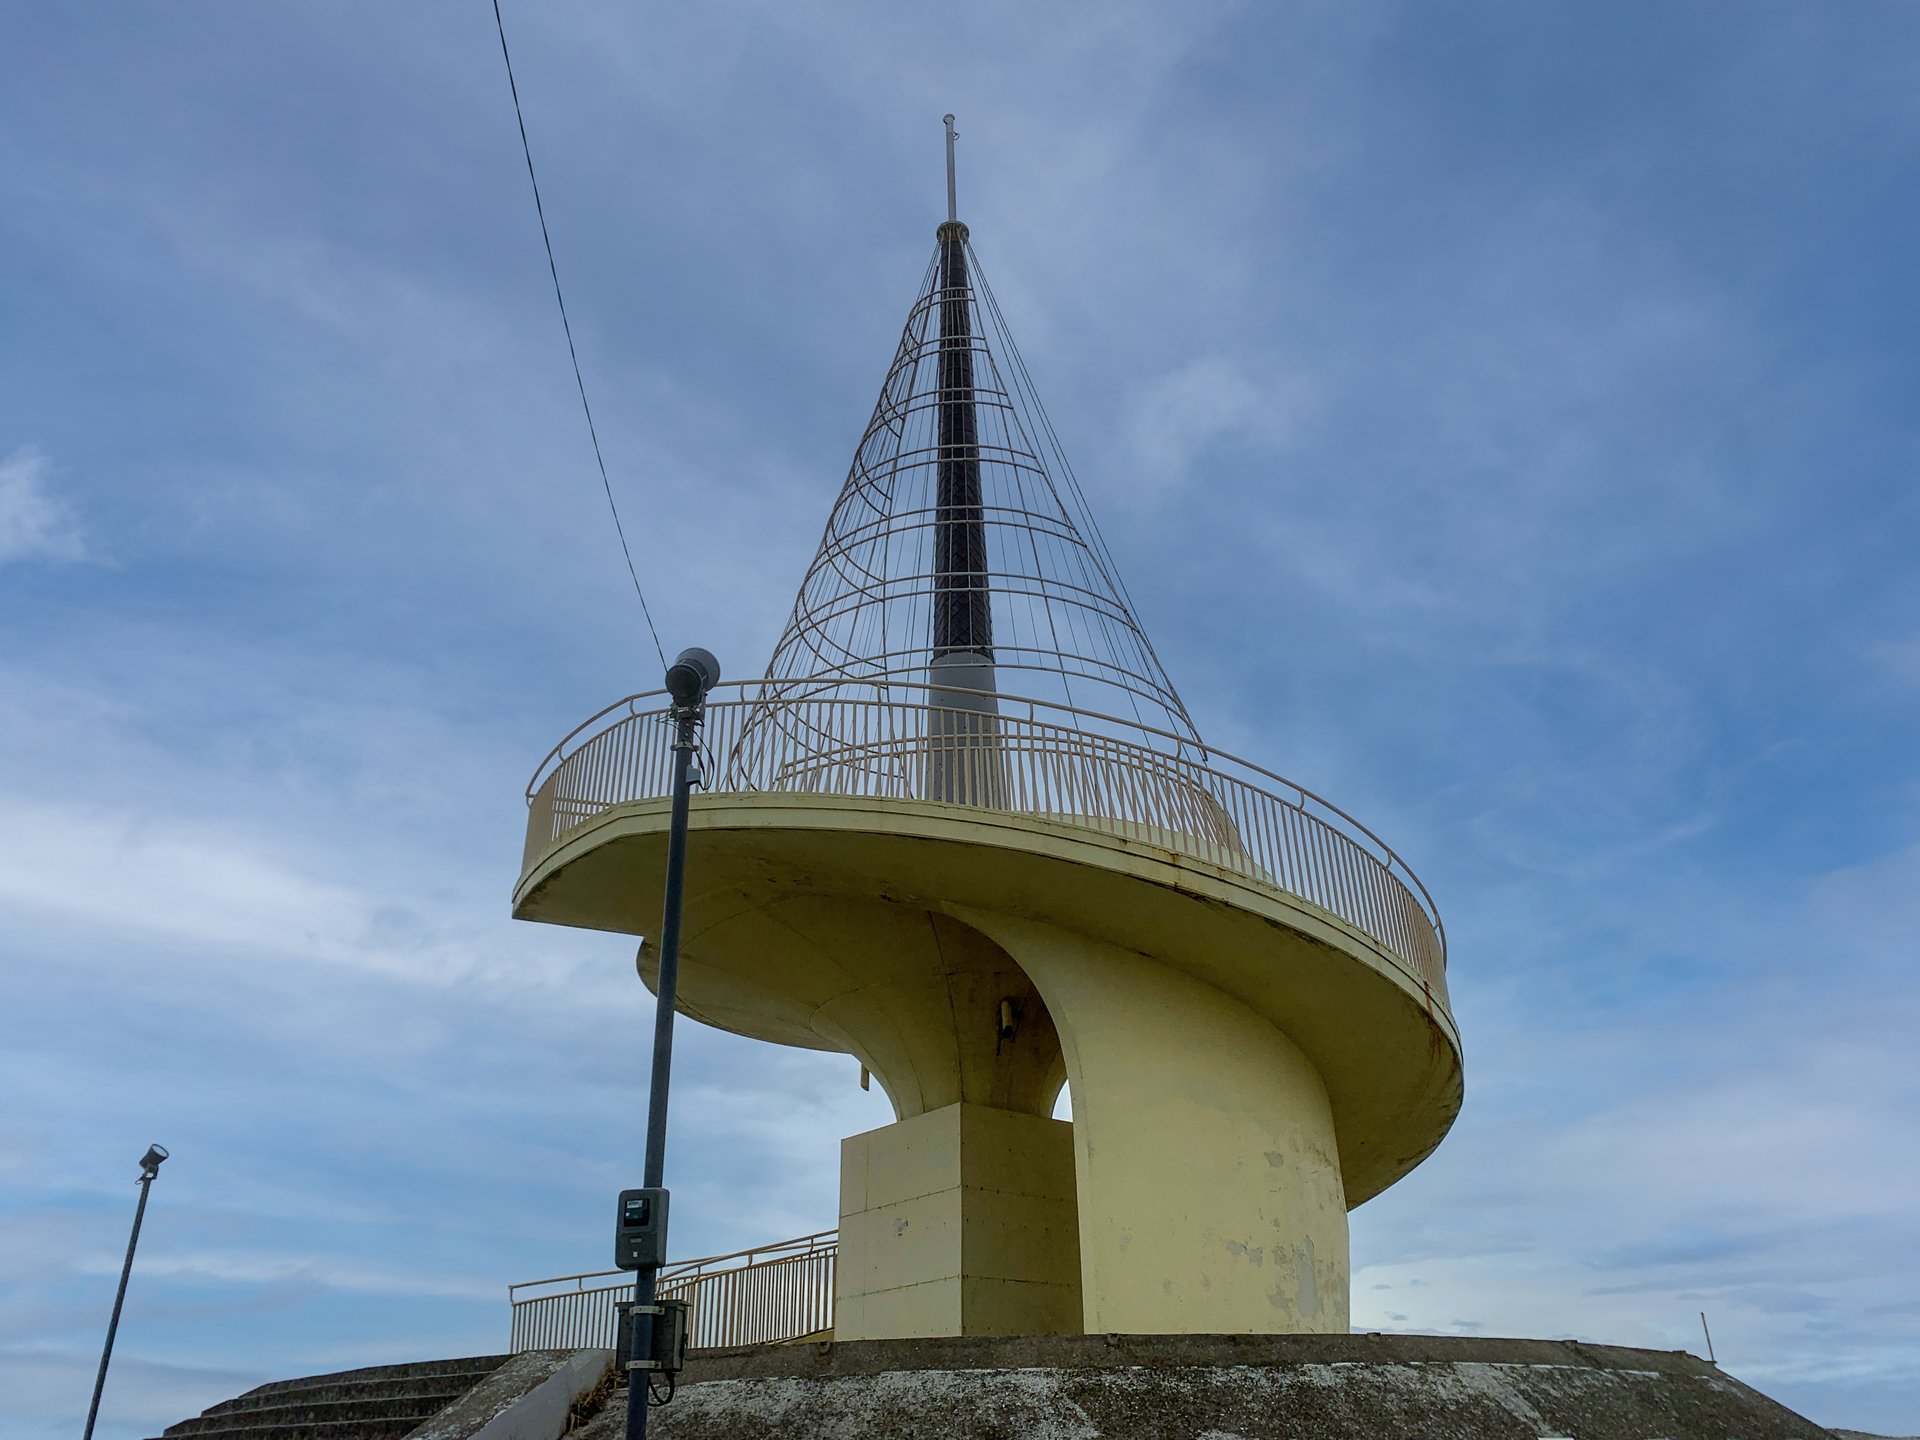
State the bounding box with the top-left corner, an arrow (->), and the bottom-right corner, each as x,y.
623,647 -> 718,1440
83,1144 -> 169,1440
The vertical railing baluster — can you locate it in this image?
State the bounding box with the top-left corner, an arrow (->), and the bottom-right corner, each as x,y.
1308,812 -> 1331,912
1289,805 -> 1308,900
1331,830 -> 1354,928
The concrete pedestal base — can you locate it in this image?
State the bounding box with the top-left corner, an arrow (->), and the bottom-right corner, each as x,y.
580,1334 -> 1831,1440
836,1103 -> 1080,1340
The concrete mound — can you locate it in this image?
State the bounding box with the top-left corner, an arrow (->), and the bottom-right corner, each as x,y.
577,1333 -> 1835,1440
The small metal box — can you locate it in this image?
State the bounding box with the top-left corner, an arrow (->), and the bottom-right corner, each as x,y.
613,1187 -> 670,1271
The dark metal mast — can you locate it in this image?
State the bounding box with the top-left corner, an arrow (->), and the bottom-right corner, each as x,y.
923,114 -> 1000,805
933,114 -> 991,665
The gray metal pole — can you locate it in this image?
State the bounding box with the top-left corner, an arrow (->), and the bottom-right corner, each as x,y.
83,1155 -> 164,1440
626,702 -> 700,1440
944,114 -> 958,223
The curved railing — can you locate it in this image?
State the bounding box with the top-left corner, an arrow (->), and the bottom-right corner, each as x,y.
523,681 -> 1448,1007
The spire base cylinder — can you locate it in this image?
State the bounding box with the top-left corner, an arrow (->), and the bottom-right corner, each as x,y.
958,913 -> 1351,1335
926,651 -> 1003,808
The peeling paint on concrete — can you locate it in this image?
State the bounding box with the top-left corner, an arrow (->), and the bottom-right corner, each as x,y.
1297,1236 -> 1321,1320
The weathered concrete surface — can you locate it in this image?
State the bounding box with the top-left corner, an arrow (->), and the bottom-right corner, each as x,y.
404,1348 -> 612,1440
839,1103 -> 1081,1340
961,913 -> 1352,1335
573,1333 -> 1835,1440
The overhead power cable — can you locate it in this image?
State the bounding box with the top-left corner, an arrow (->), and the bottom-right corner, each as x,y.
490,0 -> 669,673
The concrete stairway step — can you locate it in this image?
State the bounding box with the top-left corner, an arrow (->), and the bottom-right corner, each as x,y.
223,1355 -> 509,1404
158,1423 -> 430,1440
199,1366 -> 501,1416
151,1354 -> 511,1440
166,1395 -> 452,1436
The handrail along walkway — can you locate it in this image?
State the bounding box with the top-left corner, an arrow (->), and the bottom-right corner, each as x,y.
509,1231 -> 838,1352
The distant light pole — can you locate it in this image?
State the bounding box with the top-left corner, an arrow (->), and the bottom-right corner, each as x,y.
83,1144 -> 169,1440
625,647 -> 719,1440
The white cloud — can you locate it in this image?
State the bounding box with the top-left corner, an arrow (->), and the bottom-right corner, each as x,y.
70,1249 -> 497,1302
1124,357 -> 1320,497
0,795 -> 376,965
0,792 -> 580,992
0,448 -> 84,564
1348,834 -> 1920,1427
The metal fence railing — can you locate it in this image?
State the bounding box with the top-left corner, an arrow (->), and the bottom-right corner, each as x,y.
508,1269 -> 628,1353
509,1231 -> 839,1353
523,680 -> 1448,1011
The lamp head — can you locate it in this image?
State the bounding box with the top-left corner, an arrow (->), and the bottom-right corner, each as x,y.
663,647 -> 720,707
139,1144 -> 169,1177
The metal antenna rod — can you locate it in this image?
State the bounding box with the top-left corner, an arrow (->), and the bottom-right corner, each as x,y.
944,113 -> 958,223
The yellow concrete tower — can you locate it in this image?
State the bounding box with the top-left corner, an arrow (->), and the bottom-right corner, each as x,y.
513,119 -> 1461,1342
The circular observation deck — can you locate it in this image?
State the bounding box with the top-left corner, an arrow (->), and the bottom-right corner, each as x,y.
513,681 -> 1462,1206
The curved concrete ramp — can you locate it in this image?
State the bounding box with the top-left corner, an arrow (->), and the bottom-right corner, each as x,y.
577,1333 -> 1834,1440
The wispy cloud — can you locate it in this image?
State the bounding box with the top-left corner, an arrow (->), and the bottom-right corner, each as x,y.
0,448 -> 84,564
69,1250 -> 498,1302
1124,356 -> 1321,498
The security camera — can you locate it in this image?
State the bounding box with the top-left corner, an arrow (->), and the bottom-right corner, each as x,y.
663,647 -> 721,705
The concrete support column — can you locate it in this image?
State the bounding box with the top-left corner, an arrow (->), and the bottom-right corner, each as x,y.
959,912 -> 1351,1335
836,1102 -> 1080,1340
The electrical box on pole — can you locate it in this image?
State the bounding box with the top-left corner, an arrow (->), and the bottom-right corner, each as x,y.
614,1187 -> 670,1271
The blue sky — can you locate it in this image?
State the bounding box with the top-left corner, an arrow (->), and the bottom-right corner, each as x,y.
4,3 -> 1918,1436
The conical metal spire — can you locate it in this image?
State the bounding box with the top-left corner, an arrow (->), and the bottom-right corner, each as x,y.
758,118 -> 1199,760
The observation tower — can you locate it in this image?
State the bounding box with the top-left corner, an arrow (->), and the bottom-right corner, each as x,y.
512,120 -> 1461,1342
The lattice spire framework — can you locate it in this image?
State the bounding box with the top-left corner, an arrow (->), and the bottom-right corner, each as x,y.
760,205 -> 1199,753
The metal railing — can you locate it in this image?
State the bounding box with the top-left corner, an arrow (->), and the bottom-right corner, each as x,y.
524,681 -> 1448,1008
509,1231 -> 839,1352
508,1269 -> 628,1353
660,1230 -> 838,1348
